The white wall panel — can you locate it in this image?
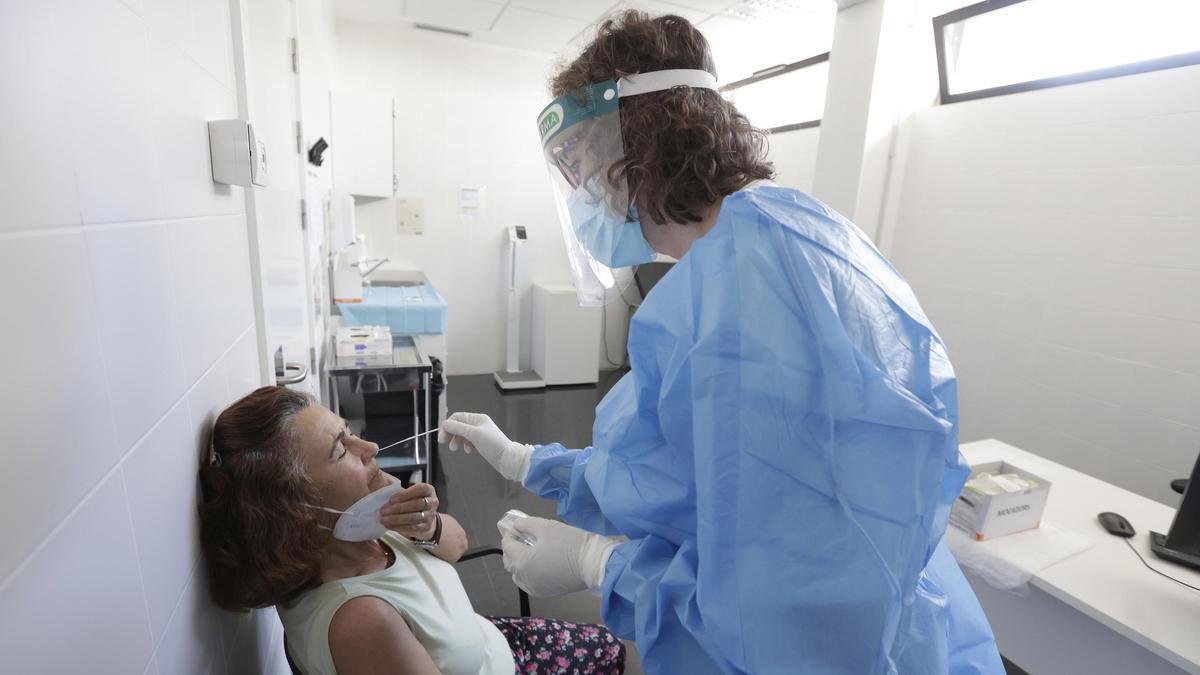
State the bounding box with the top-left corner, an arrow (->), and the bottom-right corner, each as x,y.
192,0 -> 235,86
122,402 -> 203,642
0,0 -> 284,671
86,222 -> 190,451
153,567 -> 224,675
62,0 -> 164,224
0,473 -> 154,675
769,127 -> 821,193
0,0 -> 81,231
169,215 -> 256,382
0,230 -> 119,581
149,37 -> 241,219
891,63 -> 1200,505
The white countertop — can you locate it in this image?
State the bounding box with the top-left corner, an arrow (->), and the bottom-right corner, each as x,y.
960,439 -> 1200,674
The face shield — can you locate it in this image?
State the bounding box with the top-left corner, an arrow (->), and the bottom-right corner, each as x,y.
537,69 -> 719,306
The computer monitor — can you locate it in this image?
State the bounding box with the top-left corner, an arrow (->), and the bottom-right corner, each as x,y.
634,262 -> 674,302
1150,452 -> 1200,571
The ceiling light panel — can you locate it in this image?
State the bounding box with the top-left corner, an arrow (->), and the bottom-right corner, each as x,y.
334,0 -> 404,25
485,6 -> 591,54
510,0 -> 620,21
404,0 -> 505,32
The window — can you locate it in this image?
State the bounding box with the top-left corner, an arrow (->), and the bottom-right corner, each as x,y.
721,52 -> 829,133
934,0 -> 1200,104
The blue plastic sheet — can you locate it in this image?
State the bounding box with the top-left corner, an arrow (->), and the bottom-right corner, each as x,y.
337,283 -> 448,334
524,185 -> 1003,674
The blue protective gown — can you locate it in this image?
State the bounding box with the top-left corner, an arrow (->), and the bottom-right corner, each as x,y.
525,185 -> 1004,675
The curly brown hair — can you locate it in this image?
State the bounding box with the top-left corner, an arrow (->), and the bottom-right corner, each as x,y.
198,386 -> 325,611
552,10 -> 774,226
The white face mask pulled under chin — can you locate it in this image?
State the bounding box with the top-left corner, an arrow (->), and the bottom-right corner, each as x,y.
309,483 -> 405,542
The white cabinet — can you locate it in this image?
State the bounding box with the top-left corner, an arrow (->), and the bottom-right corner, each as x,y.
532,283 -> 601,385
331,91 -> 394,197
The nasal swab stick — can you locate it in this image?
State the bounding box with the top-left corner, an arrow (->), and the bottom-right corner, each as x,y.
376,427 -> 440,453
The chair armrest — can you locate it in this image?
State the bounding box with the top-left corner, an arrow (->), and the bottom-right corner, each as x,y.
457,547 -> 531,617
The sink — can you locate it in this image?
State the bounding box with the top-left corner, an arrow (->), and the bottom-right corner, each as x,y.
369,280 -> 423,287
332,273 -> 448,335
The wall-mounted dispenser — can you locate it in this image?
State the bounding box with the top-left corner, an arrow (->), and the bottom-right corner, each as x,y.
208,119 -> 268,188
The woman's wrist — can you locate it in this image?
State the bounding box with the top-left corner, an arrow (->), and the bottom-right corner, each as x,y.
410,513 -> 442,549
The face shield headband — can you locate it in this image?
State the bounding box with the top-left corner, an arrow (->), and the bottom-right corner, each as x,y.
536,69 -> 719,306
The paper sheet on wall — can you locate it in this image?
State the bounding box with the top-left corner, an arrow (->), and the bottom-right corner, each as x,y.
305,168 -> 327,256
396,197 -> 424,235
458,185 -> 486,223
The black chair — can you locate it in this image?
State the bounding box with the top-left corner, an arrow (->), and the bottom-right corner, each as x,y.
457,546 -> 532,618
284,547 -> 530,675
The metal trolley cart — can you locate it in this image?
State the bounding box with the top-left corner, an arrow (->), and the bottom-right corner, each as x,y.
326,334 -> 439,484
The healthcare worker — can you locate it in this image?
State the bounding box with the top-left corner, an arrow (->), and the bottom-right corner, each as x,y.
441,11 -> 1005,675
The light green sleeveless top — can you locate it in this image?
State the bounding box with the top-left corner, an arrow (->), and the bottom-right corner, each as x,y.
278,532 -> 514,675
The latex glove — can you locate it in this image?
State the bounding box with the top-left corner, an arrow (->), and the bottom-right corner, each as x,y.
438,412 -> 533,482
501,517 -> 619,597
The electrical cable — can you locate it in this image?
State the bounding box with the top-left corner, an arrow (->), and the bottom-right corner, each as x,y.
600,300 -> 624,369
601,272 -> 644,370
1124,538 -> 1200,593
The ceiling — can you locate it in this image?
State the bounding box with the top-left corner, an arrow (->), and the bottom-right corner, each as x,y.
333,0 -> 837,84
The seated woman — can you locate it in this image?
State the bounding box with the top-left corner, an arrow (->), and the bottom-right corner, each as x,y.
199,386 -> 625,675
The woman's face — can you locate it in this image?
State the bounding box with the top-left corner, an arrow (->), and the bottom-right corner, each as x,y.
292,405 -> 388,511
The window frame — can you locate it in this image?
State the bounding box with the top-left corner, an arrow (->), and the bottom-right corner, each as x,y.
720,51 -> 830,133
933,0 -> 1200,105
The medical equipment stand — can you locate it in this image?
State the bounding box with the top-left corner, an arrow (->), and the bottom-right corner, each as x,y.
494,225 -> 545,390
326,333 -> 438,483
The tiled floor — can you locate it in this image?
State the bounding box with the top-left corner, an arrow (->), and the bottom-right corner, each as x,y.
435,371 -> 644,674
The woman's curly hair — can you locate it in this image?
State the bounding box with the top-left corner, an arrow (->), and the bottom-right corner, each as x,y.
198,386 -> 325,611
552,10 -> 774,226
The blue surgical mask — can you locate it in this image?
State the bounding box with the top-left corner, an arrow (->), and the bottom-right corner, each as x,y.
567,187 -> 657,268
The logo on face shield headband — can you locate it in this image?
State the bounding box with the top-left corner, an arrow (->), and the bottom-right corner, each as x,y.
538,104 -> 564,144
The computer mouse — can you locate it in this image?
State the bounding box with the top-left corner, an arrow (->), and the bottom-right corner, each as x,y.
1097,511 -> 1135,538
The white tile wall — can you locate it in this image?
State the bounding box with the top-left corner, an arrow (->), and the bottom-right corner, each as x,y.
169,214 -> 256,382
0,0 -> 289,672
0,1 -> 81,231
85,222 -> 190,452
0,472 -> 154,674
890,63 -> 1200,506
0,230 -> 119,580
62,0 -> 165,224
189,346 -> 240,460
143,0 -> 196,57
154,567 -> 224,675
225,326 -> 265,403
122,401 -> 205,642
149,36 -> 240,219
191,0 -> 235,87
225,607 -> 286,675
